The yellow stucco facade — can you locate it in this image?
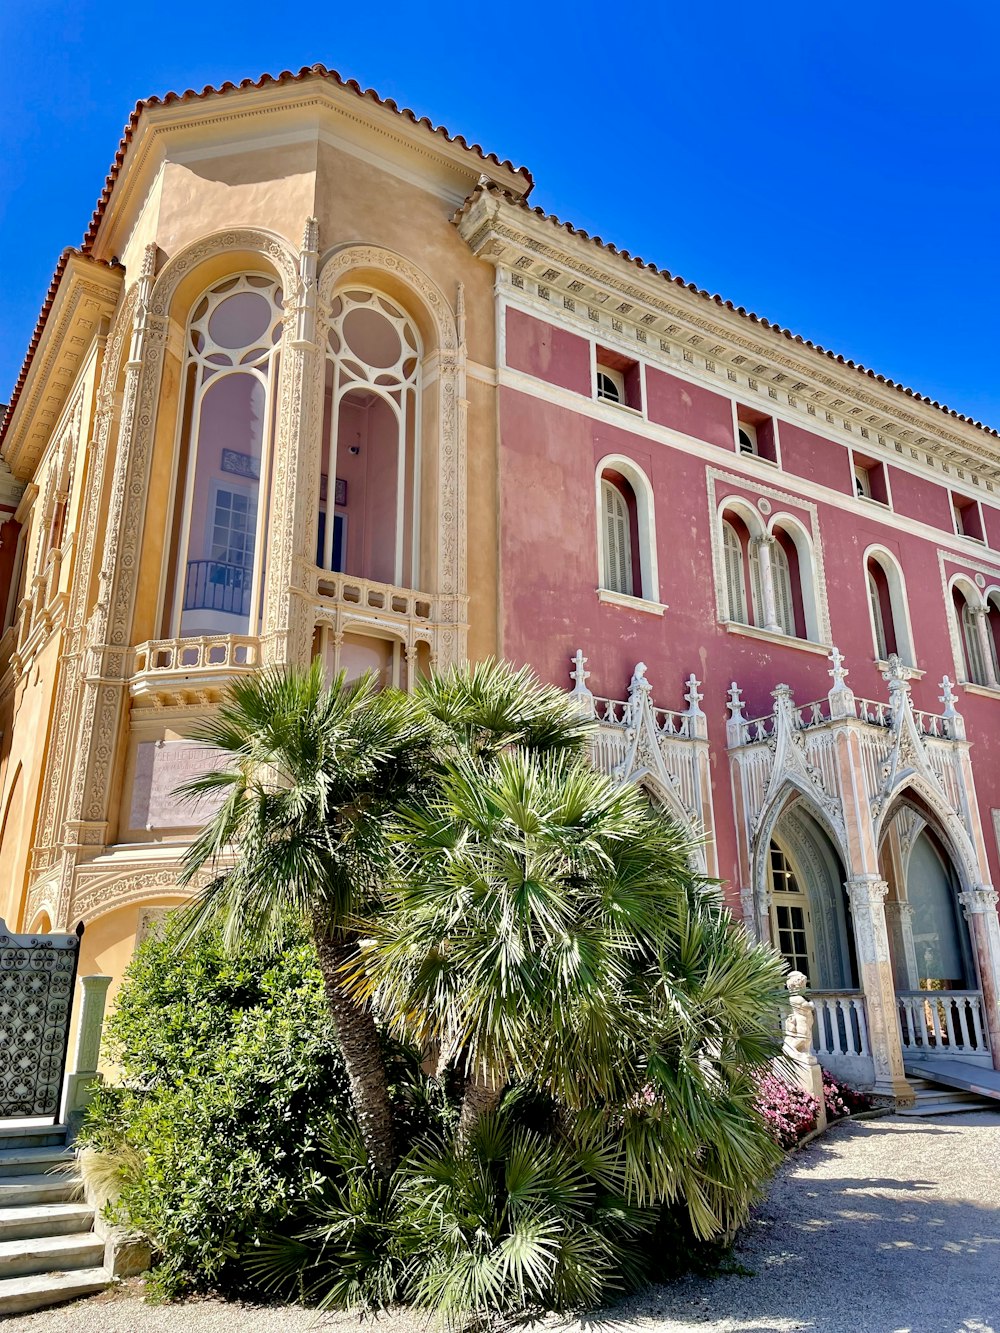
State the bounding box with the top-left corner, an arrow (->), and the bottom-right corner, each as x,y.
0,72 -> 528,1009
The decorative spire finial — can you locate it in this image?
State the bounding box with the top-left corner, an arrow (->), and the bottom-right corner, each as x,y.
939,675 -> 959,716
727,682 -> 745,721
570,648 -> 591,695
683,673 -> 704,717
828,645 -> 849,690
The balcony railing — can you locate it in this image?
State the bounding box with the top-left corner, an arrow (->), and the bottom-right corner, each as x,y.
811,991 -> 871,1060
133,635 -> 260,677
184,560 -> 252,617
897,990 -> 989,1056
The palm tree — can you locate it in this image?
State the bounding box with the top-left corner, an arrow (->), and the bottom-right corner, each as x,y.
176,661 -> 434,1179
350,745 -> 787,1234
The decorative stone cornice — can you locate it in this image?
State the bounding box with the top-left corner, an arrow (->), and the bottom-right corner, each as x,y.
3,256 -> 123,480
456,189 -> 1000,494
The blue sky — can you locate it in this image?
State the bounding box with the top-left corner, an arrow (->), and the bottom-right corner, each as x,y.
3,1 -> 999,427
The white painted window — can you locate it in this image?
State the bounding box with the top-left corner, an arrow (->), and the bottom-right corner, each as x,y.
596,367 -> 624,404
961,599 -> 989,686
601,480 -> 633,595
770,541 -> 795,635
868,570 -> 888,660
854,464 -> 872,499
722,520 -> 748,624
738,421 -> 758,455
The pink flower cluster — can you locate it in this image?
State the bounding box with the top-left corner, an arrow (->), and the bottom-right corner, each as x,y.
754,1073 -> 819,1150
822,1072 -> 871,1121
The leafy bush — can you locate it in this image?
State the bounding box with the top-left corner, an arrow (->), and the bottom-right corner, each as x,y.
80,914 -> 354,1298
823,1073 -> 872,1121
754,1074 -> 819,1150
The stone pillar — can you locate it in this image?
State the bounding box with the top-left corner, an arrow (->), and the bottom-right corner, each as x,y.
781,971 -> 827,1132
62,974 -> 113,1129
885,899 -> 919,990
959,885 -> 1000,1067
262,218 -> 322,668
970,608 -> 1000,689
753,535 -> 781,633
846,877 -> 911,1100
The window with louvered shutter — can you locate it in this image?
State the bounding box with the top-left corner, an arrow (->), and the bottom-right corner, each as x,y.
602,480 -> 633,595
961,601 -> 988,685
771,542 -> 795,636
722,521 -> 747,624
748,538 -> 764,626
868,569 -> 888,660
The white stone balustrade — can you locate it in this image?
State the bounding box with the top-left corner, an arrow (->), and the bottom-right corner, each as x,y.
310,567 -> 435,623
133,635 -> 260,675
897,990 -> 989,1058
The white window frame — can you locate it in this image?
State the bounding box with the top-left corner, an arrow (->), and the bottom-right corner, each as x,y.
594,455 -> 661,608
737,420 -> 758,455
596,365 -> 625,405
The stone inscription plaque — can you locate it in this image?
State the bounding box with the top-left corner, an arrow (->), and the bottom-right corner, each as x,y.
129,741 -> 228,831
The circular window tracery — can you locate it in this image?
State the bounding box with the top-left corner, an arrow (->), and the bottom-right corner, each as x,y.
327,290 -> 421,392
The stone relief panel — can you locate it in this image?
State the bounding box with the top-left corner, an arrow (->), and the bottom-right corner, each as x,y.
128,740 -> 227,832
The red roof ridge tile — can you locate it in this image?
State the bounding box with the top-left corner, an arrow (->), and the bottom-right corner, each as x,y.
81,64 -> 533,254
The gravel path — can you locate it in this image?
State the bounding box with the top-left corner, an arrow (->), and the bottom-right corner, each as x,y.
7,1111 -> 1000,1332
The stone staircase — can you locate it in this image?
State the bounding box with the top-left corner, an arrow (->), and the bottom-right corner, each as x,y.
0,1123 -> 112,1315
898,1076 -> 998,1117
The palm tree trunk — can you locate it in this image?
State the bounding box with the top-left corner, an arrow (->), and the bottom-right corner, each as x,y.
457,1068 -> 504,1145
312,925 -> 396,1179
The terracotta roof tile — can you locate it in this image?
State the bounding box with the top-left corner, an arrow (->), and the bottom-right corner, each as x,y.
464,185 -> 999,441
81,64 -> 533,253
0,249 -> 119,448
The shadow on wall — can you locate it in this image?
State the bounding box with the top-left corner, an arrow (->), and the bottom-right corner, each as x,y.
593,1116 -> 1000,1333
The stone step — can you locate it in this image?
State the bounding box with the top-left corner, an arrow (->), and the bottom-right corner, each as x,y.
0,1202 -> 95,1243
0,1174 -> 79,1209
0,1146 -> 75,1177
0,1125 -> 68,1152
0,1231 -> 105,1279
898,1099 -> 995,1116
0,1266 -> 111,1316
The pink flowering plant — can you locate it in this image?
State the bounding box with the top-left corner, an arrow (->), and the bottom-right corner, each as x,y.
823,1072 -> 872,1121
754,1073 -> 819,1150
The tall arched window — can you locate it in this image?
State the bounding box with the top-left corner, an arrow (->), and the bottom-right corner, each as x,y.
595,458 -> 658,604
863,550 -> 916,666
601,478 -> 634,595
868,568 -> 889,660
770,540 -> 795,636
953,585 -> 990,686
320,290 -> 421,587
168,274 -> 284,636
723,518 -> 751,624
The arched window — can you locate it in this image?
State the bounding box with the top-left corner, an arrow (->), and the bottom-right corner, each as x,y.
868,568 -> 889,660
320,289 -> 421,588
953,585 -> 990,686
601,478 -> 633,595
987,592 -> 1000,684
723,519 -> 749,624
770,540 -> 796,636
595,457 -> 658,604
863,550 -> 916,666
167,274 -> 284,636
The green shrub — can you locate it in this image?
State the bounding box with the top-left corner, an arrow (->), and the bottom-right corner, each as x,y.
80,915 -> 353,1298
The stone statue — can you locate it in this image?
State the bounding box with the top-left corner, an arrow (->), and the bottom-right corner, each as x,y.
782,970 -> 817,1064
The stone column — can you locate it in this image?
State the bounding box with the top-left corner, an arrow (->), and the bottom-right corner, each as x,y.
970,608 -> 1000,689
885,899 -> 919,990
752,535 -> 781,633
262,218 -> 322,668
959,885 -> 1000,1066
62,974 -> 113,1128
846,877 -> 910,1099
